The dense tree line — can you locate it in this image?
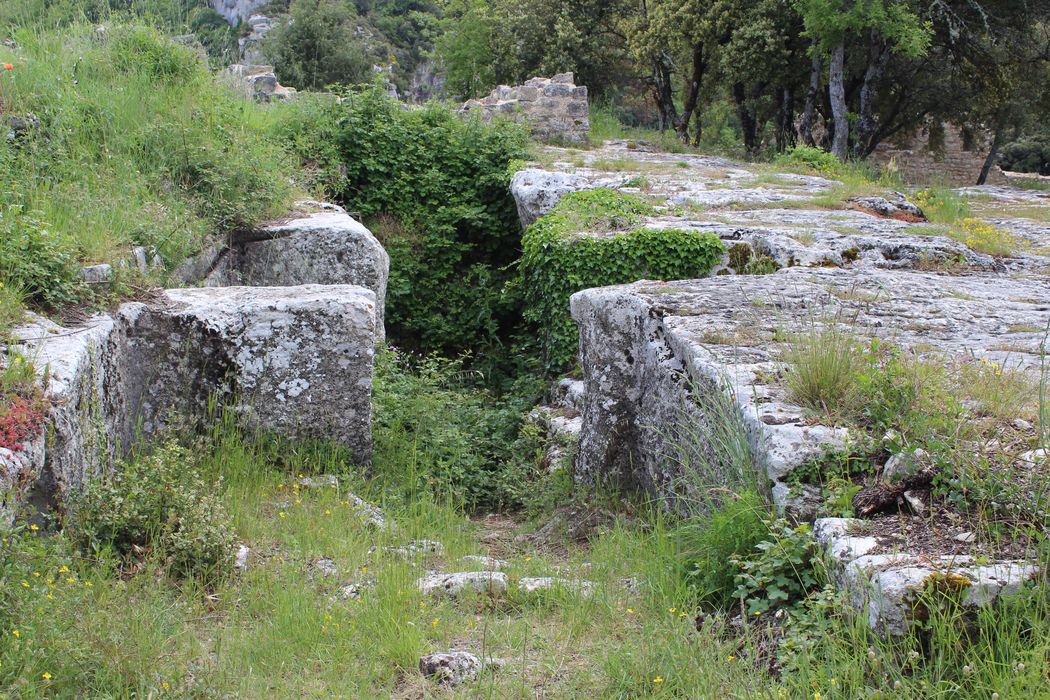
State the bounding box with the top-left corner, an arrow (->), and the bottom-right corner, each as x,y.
437,0 -> 1050,173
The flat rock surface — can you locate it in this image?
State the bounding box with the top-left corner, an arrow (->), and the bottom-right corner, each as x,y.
570,267 -> 1050,506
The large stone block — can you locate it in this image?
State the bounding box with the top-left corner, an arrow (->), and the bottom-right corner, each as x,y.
7,285 -> 377,519
228,211 -> 390,342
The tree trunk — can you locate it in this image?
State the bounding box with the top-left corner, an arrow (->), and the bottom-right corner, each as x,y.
650,50 -> 679,133
775,86 -> 796,152
828,42 -> 848,161
732,82 -> 759,155
676,46 -> 705,143
977,125 -> 1005,185
855,30 -> 891,158
799,40 -> 822,147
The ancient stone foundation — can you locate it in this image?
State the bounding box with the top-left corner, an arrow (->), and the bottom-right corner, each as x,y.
462,73 -> 589,144
1,208 -> 388,522
870,121 -> 1008,186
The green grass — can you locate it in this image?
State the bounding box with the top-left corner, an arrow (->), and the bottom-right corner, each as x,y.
0,23 -> 298,326
3,345 -> 1049,697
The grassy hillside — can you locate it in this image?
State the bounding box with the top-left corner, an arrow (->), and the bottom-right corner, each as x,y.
0,23 -> 298,327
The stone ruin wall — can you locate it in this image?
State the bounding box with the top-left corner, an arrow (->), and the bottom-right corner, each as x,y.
870,121 -> 1008,186
462,73 -> 589,144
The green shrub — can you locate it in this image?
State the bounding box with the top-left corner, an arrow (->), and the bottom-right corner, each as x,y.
269,87 -> 529,372
68,440 -> 234,582
0,204 -> 79,310
730,519 -> 820,614
681,490 -> 770,610
520,188 -> 725,371
110,24 -> 201,81
775,145 -> 844,177
371,349 -> 543,511
264,0 -> 373,90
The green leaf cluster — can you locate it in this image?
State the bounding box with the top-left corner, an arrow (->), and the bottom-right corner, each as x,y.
519,188 -> 725,371
271,87 -> 529,369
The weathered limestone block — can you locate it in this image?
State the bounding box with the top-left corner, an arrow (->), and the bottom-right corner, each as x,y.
419,651 -> 483,686
122,285 -> 376,460
815,518 -> 1041,635
417,571 -> 508,598
223,63 -> 295,102
226,211 -> 390,342
461,73 -> 589,143
7,285 -> 377,518
510,169 -> 588,228
570,268 -> 1050,509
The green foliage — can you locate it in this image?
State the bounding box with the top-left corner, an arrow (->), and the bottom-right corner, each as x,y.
270,87 -> 529,369
731,519 -> 820,614
783,322 -> 865,419
520,188 -> 724,370
775,144 -> 844,177
0,23 -> 296,322
68,440 -> 234,582
371,349 -> 543,511
1000,135 -> 1050,176
264,0 -> 373,90
681,491 -> 770,610
0,204 -> 79,310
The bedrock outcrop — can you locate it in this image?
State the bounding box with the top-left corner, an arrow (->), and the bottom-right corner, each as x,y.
570,267 -> 1050,509
3,285 -> 377,520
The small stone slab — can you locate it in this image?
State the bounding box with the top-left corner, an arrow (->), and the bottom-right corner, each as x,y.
518,576 -> 594,598
417,571 -> 507,598
419,651 -> 482,686
459,555 -> 508,570
345,492 -> 390,530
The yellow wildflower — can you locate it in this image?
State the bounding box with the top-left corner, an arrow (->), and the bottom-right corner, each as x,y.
653,676 -> 664,684
41,672 -> 51,680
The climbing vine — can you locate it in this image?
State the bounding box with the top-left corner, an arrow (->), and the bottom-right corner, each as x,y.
519,189 -> 725,371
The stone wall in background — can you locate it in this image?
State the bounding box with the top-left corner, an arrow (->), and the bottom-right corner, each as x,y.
870,121 -> 1008,186
462,73 -> 589,144
222,63 -> 295,102
211,0 -> 268,24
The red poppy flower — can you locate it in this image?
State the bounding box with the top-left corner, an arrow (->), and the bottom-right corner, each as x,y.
2,63 -> 12,71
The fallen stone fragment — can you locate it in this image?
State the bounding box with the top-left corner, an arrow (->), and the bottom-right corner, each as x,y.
298,474 -> 339,489
309,558 -> 338,577
518,576 -> 595,598
419,651 -> 482,687
234,545 -> 251,571
902,490 -> 926,516
79,264 -> 113,284
954,531 -> 977,544
459,555 -> 508,570
847,194 -> 925,221
417,571 -> 508,598
335,578 -> 376,601
387,539 -> 445,558
346,492 -> 391,530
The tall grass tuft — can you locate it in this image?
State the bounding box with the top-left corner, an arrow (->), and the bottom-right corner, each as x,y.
784,322 -> 865,419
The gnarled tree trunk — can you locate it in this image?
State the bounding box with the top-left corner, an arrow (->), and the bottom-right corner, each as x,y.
799,40 -> 822,147
828,42 -> 849,161
855,30 -> 891,158
676,46 -> 705,143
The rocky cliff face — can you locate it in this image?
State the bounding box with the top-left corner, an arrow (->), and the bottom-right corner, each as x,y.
211,0 -> 268,25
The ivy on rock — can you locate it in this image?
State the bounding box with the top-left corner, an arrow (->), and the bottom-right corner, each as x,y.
519,188 -> 725,371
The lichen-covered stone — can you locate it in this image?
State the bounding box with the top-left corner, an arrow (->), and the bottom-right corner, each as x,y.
815,518 -> 1041,635
419,651 -> 483,686
227,211 -> 390,342
8,285 -> 377,517
417,571 -> 508,598
570,268 -> 1050,510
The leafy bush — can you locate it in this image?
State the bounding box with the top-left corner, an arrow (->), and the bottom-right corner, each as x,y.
519,188 -> 725,370
999,135 -> 1050,176
731,519 -> 820,614
371,349 -> 543,511
0,204 -> 79,310
270,88 -> 529,372
775,145 -> 844,177
68,440 -> 234,582
264,0 -> 373,90
681,490 -> 770,610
